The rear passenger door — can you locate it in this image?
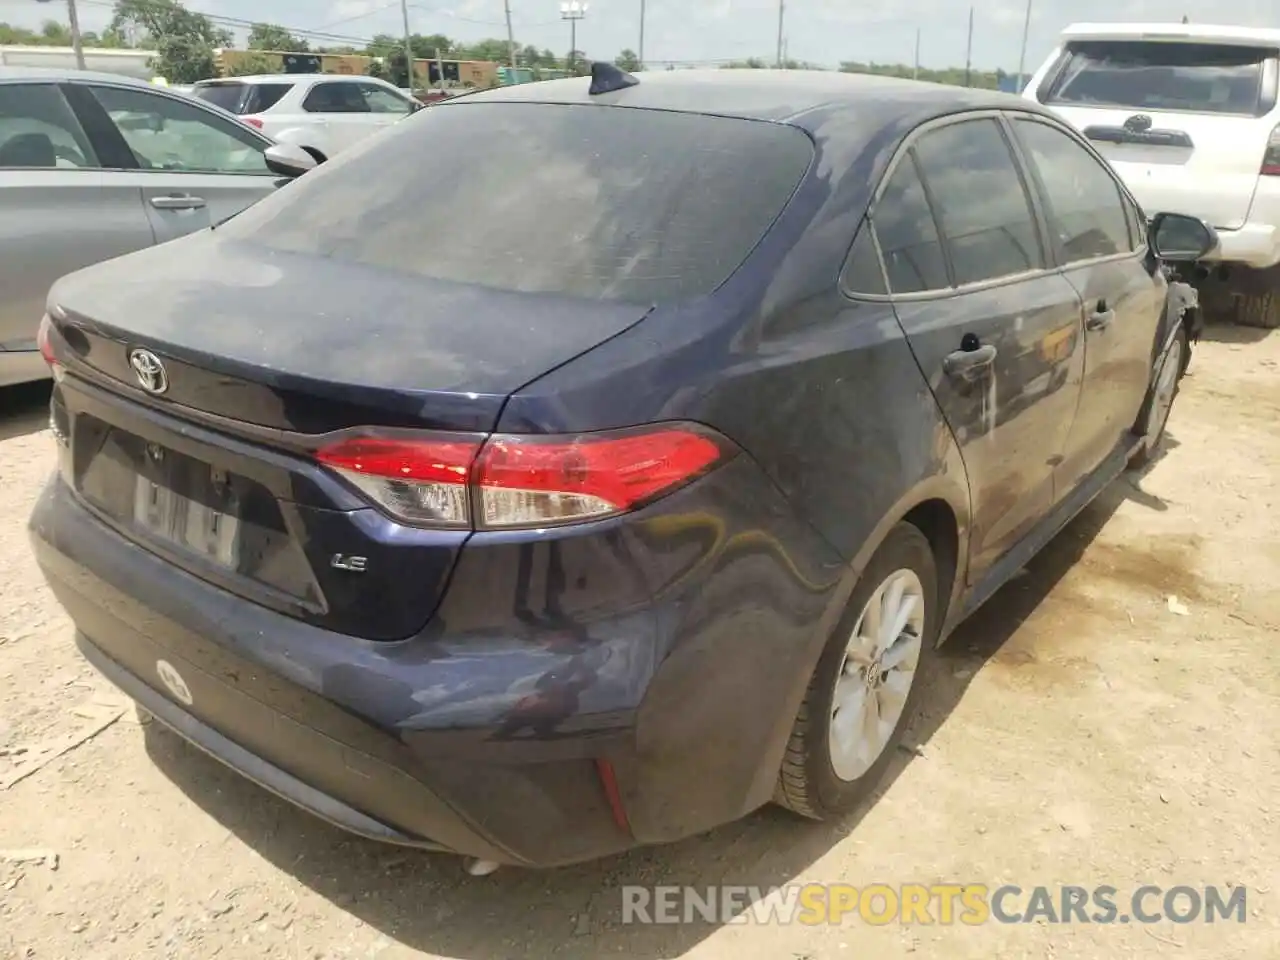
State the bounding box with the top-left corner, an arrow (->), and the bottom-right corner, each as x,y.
301,81 -> 377,153
0,81 -> 153,360
875,116 -> 1086,584
65,81 -> 280,243
1009,115 -> 1166,495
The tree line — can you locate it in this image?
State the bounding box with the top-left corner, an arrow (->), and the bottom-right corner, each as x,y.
1,0 -> 1009,89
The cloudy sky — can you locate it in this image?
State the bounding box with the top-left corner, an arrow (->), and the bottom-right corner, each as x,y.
3,0 -> 1278,72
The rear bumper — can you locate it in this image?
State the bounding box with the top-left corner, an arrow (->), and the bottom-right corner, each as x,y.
30,455 -> 842,866
1203,222 -> 1280,269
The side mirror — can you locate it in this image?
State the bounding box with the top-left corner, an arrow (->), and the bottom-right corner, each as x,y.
264,143 -> 319,179
1149,212 -> 1218,262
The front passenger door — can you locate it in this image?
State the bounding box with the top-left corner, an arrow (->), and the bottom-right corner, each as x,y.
1010,116 -> 1166,497
67,82 -> 280,243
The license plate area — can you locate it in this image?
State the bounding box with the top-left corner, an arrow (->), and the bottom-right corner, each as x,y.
73,419 -> 317,604
131,447 -> 241,569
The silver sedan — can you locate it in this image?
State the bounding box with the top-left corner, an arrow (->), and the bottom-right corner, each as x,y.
1,66 -> 318,387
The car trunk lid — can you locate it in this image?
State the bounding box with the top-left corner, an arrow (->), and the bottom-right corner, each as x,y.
1040,37 -> 1280,230
45,233 -> 654,641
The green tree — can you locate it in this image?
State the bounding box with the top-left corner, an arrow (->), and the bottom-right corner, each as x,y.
614,48 -> 640,71
109,0 -> 231,83
247,22 -> 307,53
224,51 -> 279,76
411,33 -> 454,59
455,38 -> 511,62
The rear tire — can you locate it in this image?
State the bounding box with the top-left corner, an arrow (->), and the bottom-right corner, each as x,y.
1235,289 -> 1280,329
775,523 -> 939,820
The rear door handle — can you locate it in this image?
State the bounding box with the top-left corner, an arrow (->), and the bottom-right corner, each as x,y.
1086,299 -> 1114,331
943,343 -> 997,381
149,195 -> 206,211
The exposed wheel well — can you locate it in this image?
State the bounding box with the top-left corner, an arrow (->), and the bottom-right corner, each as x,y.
902,499 -> 959,627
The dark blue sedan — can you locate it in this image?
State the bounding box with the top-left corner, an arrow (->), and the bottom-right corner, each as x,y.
29,64 -> 1213,870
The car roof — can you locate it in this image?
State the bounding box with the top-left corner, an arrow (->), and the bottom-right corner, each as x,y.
450,68 -> 1044,128
0,66 -> 155,85
1060,21 -> 1280,45
195,74 -> 381,85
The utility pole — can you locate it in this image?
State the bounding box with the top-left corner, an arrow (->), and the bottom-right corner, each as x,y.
503,0 -> 517,70
963,6 -> 973,88
639,0 -> 646,70
913,27 -> 920,81
399,0 -> 415,92
1016,0 -> 1032,92
34,0 -> 85,70
560,1 -> 586,75
775,0 -> 785,68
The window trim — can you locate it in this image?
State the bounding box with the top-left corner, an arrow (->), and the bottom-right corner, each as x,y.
1005,111 -> 1151,269
0,80 -> 102,172
65,78 -> 277,177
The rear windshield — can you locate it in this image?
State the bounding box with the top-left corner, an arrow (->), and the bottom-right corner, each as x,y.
194,82 -> 292,115
1047,40 -> 1272,116
214,101 -> 814,305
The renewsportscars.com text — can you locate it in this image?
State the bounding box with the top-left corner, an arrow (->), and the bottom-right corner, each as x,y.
620,883 -> 1248,926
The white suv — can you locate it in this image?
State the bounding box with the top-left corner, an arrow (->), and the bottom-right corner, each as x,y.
1025,22 -> 1280,326
191,74 -> 420,159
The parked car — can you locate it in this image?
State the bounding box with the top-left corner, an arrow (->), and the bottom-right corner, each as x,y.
30,66 -> 1213,871
0,66 -> 323,388
191,74 -> 421,158
1025,21 -> 1280,326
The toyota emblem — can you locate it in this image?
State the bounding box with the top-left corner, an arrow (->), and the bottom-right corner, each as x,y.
128,348 -> 168,395
1123,114 -> 1153,133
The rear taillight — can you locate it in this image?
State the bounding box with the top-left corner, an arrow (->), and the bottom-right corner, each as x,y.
316,435 -> 479,528
1262,124 -> 1280,175
314,424 -> 729,530
37,314 -> 59,369
241,116 -> 264,129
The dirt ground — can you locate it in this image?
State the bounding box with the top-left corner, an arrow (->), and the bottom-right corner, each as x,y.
1,326 -> 1278,960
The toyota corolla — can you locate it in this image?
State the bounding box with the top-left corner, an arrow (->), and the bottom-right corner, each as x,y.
29,65 -> 1212,871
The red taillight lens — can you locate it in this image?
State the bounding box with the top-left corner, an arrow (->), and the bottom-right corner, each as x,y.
315,435 -> 481,528
37,314 -> 58,367
313,425 -> 728,530
241,116 -> 264,129
1262,125 -> 1280,175
474,428 -> 724,528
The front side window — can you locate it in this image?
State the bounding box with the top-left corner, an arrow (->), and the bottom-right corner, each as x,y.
1014,119 -> 1134,262
872,154 -> 949,294
359,84 -> 414,115
213,101 -> 815,305
302,82 -> 370,114
913,118 -> 1044,286
89,85 -> 271,175
1046,40 -> 1270,117
0,82 -> 98,168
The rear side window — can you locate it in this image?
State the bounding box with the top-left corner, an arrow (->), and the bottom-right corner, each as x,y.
193,83 -> 245,113
1013,119 -> 1134,262
913,119 -> 1044,286
195,82 -> 292,115
1047,40 -> 1271,117
216,102 -> 815,305
244,83 -> 292,113
302,82 -> 370,113
0,82 -> 98,168
871,156 -> 949,294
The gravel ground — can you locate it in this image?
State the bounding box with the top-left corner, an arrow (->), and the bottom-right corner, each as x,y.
1,326 -> 1278,960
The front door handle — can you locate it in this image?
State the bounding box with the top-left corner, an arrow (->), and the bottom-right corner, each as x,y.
149,195 -> 206,211
1086,298 -> 1114,331
943,343 -> 997,382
